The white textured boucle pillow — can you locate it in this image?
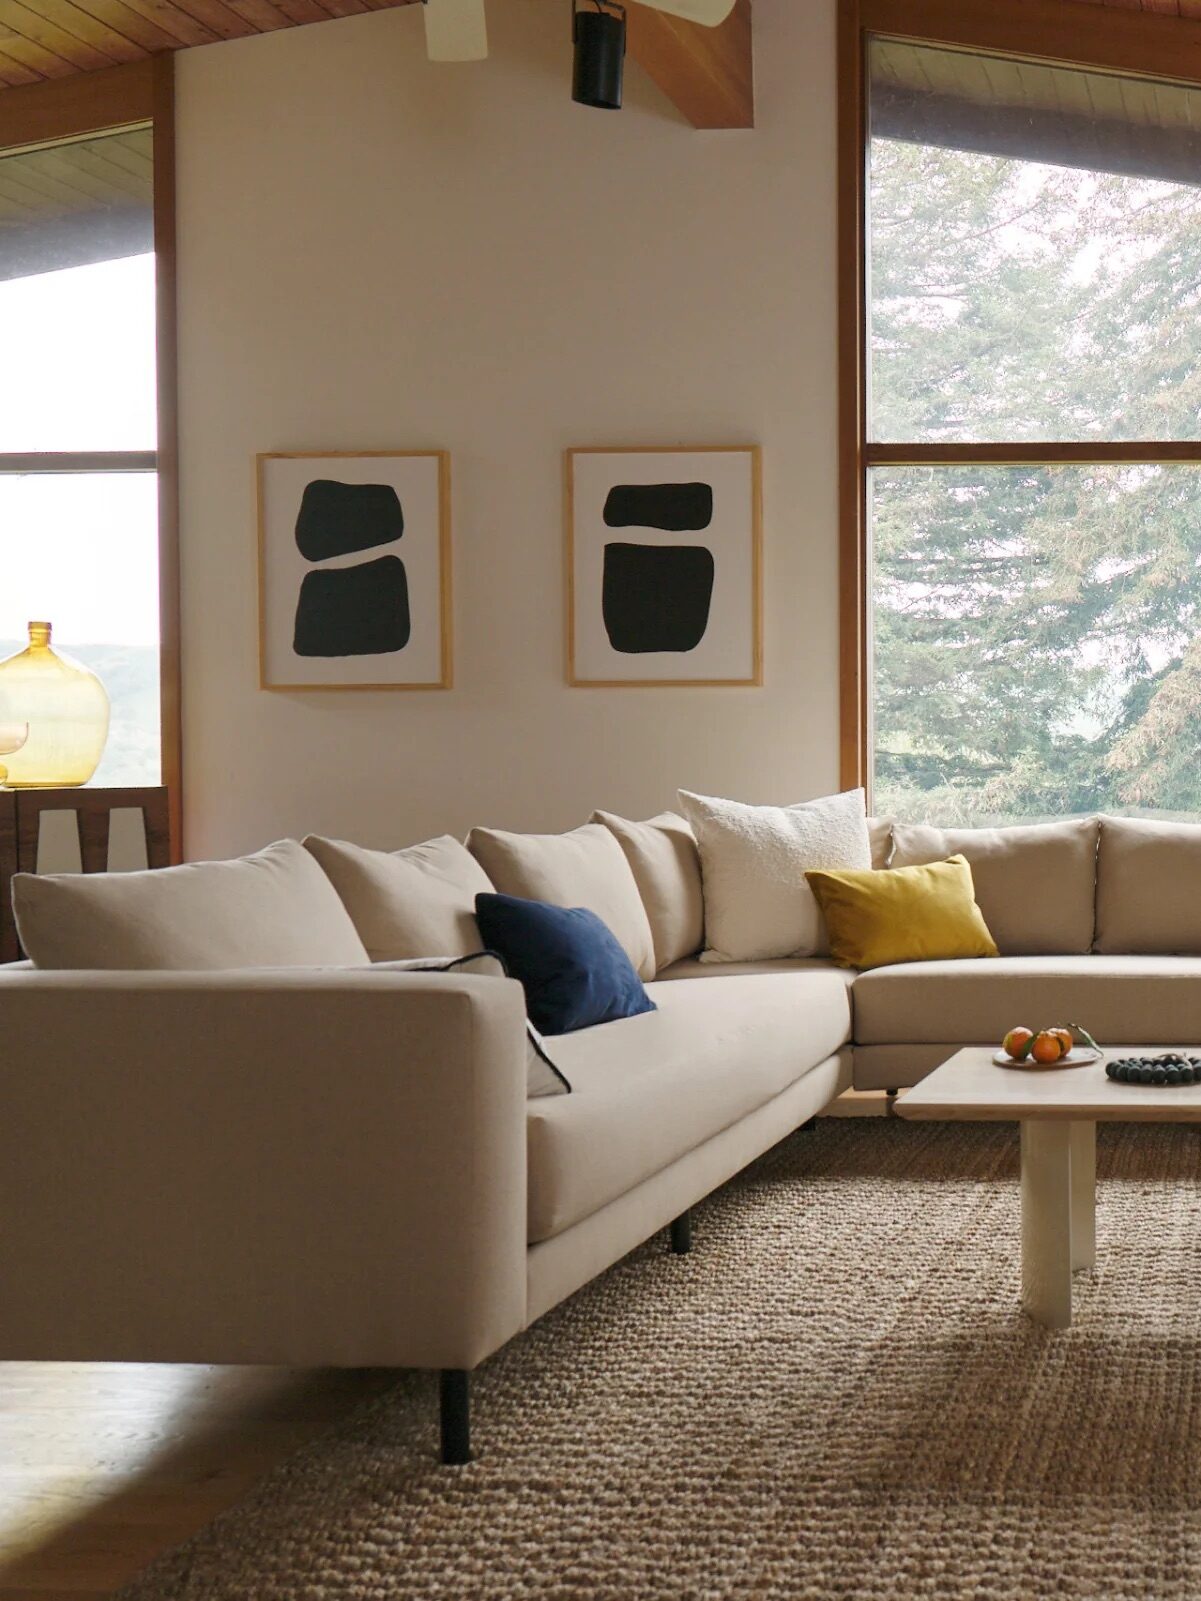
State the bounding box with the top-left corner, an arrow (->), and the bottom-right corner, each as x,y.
678,788 -> 872,962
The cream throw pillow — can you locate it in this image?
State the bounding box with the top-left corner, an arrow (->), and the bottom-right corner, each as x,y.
14,839 -> 371,971
890,818 -> 1098,956
466,823 -> 656,981
678,788 -> 872,962
591,810 -> 703,972
304,834 -> 493,961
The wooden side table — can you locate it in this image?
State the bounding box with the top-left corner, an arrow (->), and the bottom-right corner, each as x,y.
0,786 -> 171,963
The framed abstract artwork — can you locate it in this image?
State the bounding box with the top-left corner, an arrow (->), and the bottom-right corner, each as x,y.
257,450 -> 452,691
566,445 -> 762,687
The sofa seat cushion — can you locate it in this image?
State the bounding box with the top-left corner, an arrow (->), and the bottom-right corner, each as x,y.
526,966 -> 852,1244
657,956 -> 858,984
854,955 -> 1201,1046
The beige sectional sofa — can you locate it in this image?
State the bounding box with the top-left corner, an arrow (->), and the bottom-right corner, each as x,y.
0,809 -> 1197,1463
854,814 -> 1201,1088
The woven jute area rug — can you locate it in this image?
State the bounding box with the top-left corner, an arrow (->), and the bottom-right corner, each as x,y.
118,1119 -> 1201,1600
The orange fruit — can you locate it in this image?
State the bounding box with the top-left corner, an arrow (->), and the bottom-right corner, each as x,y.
1031,1031 -> 1066,1064
1003,1027 -> 1034,1060
1051,1028 -> 1074,1057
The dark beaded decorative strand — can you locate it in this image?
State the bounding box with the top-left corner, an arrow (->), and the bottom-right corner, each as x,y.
1105,1054 -> 1201,1086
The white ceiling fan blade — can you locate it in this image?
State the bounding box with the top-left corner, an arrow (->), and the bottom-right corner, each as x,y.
635,0 -> 737,25
422,0 -> 488,61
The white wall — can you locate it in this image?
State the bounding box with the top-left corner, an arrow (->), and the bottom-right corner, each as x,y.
174,0 -> 838,859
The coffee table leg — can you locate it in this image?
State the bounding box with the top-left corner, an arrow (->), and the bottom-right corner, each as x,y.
1020,1119 -> 1073,1328
1069,1119 -> 1096,1272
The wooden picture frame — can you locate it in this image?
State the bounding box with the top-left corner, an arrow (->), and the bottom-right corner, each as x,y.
566,444 -> 763,688
257,450 -> 452,692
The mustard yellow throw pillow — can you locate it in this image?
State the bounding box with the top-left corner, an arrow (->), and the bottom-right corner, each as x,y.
804,854 -> 999,971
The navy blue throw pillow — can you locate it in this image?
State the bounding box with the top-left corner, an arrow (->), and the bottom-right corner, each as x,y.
474,893 -> 657,1037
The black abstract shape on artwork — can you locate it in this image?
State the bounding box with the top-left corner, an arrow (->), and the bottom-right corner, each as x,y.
602,482 -> 714,533
294,479 -> 405,562
293,555 -> 411,657
602,543 -> 714,654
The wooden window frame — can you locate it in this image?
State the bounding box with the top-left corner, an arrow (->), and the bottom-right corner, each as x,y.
0,56 -> 181,859
838,0 -> 1201,799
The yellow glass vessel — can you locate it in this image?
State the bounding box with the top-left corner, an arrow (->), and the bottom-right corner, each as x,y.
0,623 -> 110,788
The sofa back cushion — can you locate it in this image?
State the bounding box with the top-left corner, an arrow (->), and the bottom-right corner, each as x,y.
467,823 -> 656,980
889,818 -> 1098,956
677,787 -> 873,962
304,833 -> 493,961
591,810 -> 703,972
1095,816 -> 1201,953
868,816 -> 894,869
13,838 -> 371,971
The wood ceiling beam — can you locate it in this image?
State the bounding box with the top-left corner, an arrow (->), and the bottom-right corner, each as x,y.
625,0 -> 753,130
0,55 -> 152,143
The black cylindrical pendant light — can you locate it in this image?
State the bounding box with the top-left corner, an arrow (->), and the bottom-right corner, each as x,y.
572,1 -> 626,110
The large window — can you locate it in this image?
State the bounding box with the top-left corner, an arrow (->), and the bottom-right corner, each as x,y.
0,63 -> 176,814
842,3 -> 1201,826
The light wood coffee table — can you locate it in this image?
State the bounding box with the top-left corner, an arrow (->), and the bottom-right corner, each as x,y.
897,1047 -> 1201,1329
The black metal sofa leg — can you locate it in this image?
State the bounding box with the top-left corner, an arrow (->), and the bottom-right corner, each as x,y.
669,1209 -> 692,1255
440,1369 -> 471,1465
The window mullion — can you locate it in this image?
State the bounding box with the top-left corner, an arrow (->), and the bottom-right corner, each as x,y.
0,452 -> 157,475
867,442 -> 1201,467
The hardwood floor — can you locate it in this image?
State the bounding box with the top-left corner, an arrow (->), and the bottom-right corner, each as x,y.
0,1100 -> 889,1599
0,1363 -> 395,1599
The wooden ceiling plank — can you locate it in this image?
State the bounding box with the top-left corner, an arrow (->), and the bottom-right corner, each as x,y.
315,0 -> 371,17
156,0 -> 260,42
58,0 -> 186,53
107,0 -> 218,46
28,140 -> 149,200
0,23 -> 73,76
0,148 -> 105,205
78,127 -> 153,181
0,155 -> 93,209
16,153 -> 118,206
50,137 -> 152,197
626,0 -> 753,130
0,0 -> 122,69
264,0 -> 333,24
222,0 -> 301,33
0,165 -> 48,202
0,188 -> 41,216
0,47 -> 43,83
19,0 -> 149,62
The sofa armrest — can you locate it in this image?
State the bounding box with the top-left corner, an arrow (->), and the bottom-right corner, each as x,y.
0,968 -> 529,1370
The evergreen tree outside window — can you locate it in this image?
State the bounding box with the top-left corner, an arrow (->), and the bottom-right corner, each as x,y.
859,29 -> 1201,825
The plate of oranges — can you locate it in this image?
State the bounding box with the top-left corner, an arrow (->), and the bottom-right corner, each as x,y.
993,1025 -> 1103,1069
